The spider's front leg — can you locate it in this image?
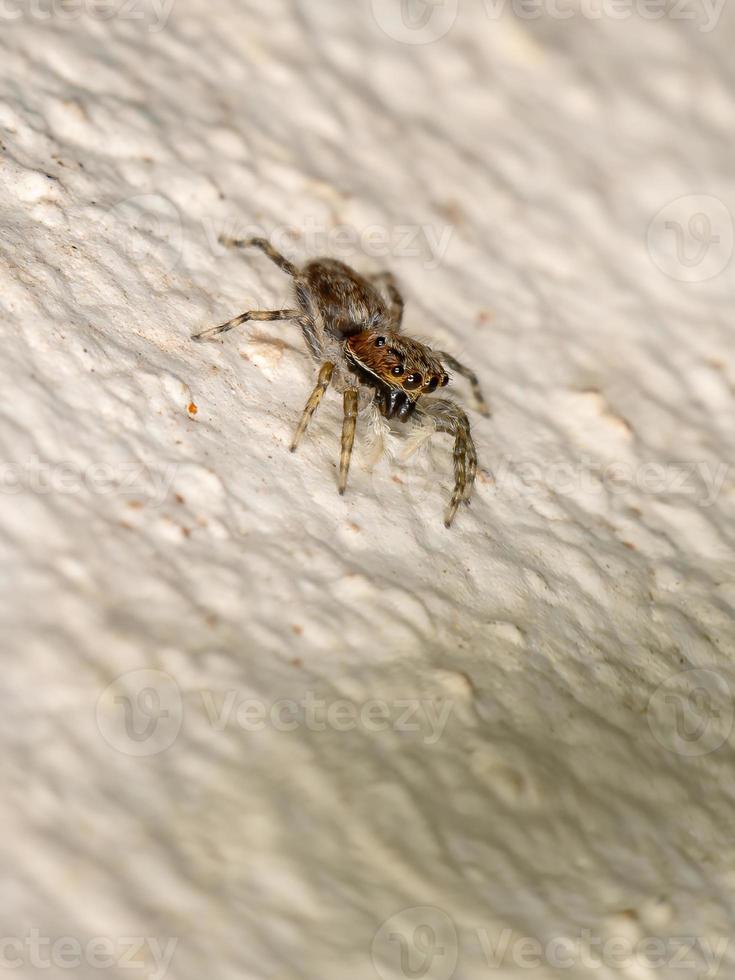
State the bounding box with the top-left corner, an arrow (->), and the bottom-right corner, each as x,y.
339,388 -> 359,495
420,399 -> 479,527
291,373 -> 358,495
291,362 -> 334,451
435,351 -> 491,418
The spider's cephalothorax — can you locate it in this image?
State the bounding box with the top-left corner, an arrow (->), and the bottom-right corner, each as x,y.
344,331 -> 449,423
193,238 -> 490,527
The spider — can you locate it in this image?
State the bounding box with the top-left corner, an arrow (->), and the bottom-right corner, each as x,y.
192,237 -> 490,527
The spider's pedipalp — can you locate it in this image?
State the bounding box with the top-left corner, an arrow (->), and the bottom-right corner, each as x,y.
360,399 -> 389,469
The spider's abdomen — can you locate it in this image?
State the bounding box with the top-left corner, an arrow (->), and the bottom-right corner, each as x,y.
302,259 -> 387,337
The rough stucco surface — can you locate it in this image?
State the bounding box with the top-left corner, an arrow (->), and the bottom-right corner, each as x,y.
2,1 -> 735,978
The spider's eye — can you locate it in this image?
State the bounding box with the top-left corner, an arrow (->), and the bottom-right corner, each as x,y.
375,336 -> 386,347
426,376 -> 439,393
391,365 -> 404,376
404,373 -> 423,390
439,374 -> 449,387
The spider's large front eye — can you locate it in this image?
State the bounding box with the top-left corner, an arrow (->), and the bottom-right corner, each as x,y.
391,364 -> 404,376
425,376 -> 439,393
375,336 -> 386,347
404,373 -> 423,390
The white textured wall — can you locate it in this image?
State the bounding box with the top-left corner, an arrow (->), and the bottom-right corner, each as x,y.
3,1 -> 735,978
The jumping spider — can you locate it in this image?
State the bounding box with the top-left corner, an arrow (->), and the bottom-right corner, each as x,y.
193,238 -> 489,527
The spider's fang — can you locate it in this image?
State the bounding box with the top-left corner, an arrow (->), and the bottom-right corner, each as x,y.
398,397 -> 415,422
386,389 -> 404,419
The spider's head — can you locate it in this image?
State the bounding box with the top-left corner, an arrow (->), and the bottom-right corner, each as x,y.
344,331 -> 449,421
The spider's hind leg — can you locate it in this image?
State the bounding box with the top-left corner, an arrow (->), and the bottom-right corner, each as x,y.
192,308 -> 300,341
219,236 -> 299,278
370,271 -> 404,330
202,237 -> 324,361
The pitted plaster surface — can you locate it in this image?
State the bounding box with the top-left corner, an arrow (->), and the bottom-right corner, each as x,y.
2,2 -> 735,978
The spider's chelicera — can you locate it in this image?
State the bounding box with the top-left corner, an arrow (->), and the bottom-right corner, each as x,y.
193,238 -> 490,527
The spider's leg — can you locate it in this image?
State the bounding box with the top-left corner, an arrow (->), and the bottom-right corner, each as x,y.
445,416 -> 477,527
338,388 -> 359,495
435,351 -> 490,417
465,429 -> 478,498
291,362 -> 334,451
370,271 -> 404,330
192,308 -> 300,341
220,236 -> 299,278
296,316 -> 323,362
418,399 -> 478,527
